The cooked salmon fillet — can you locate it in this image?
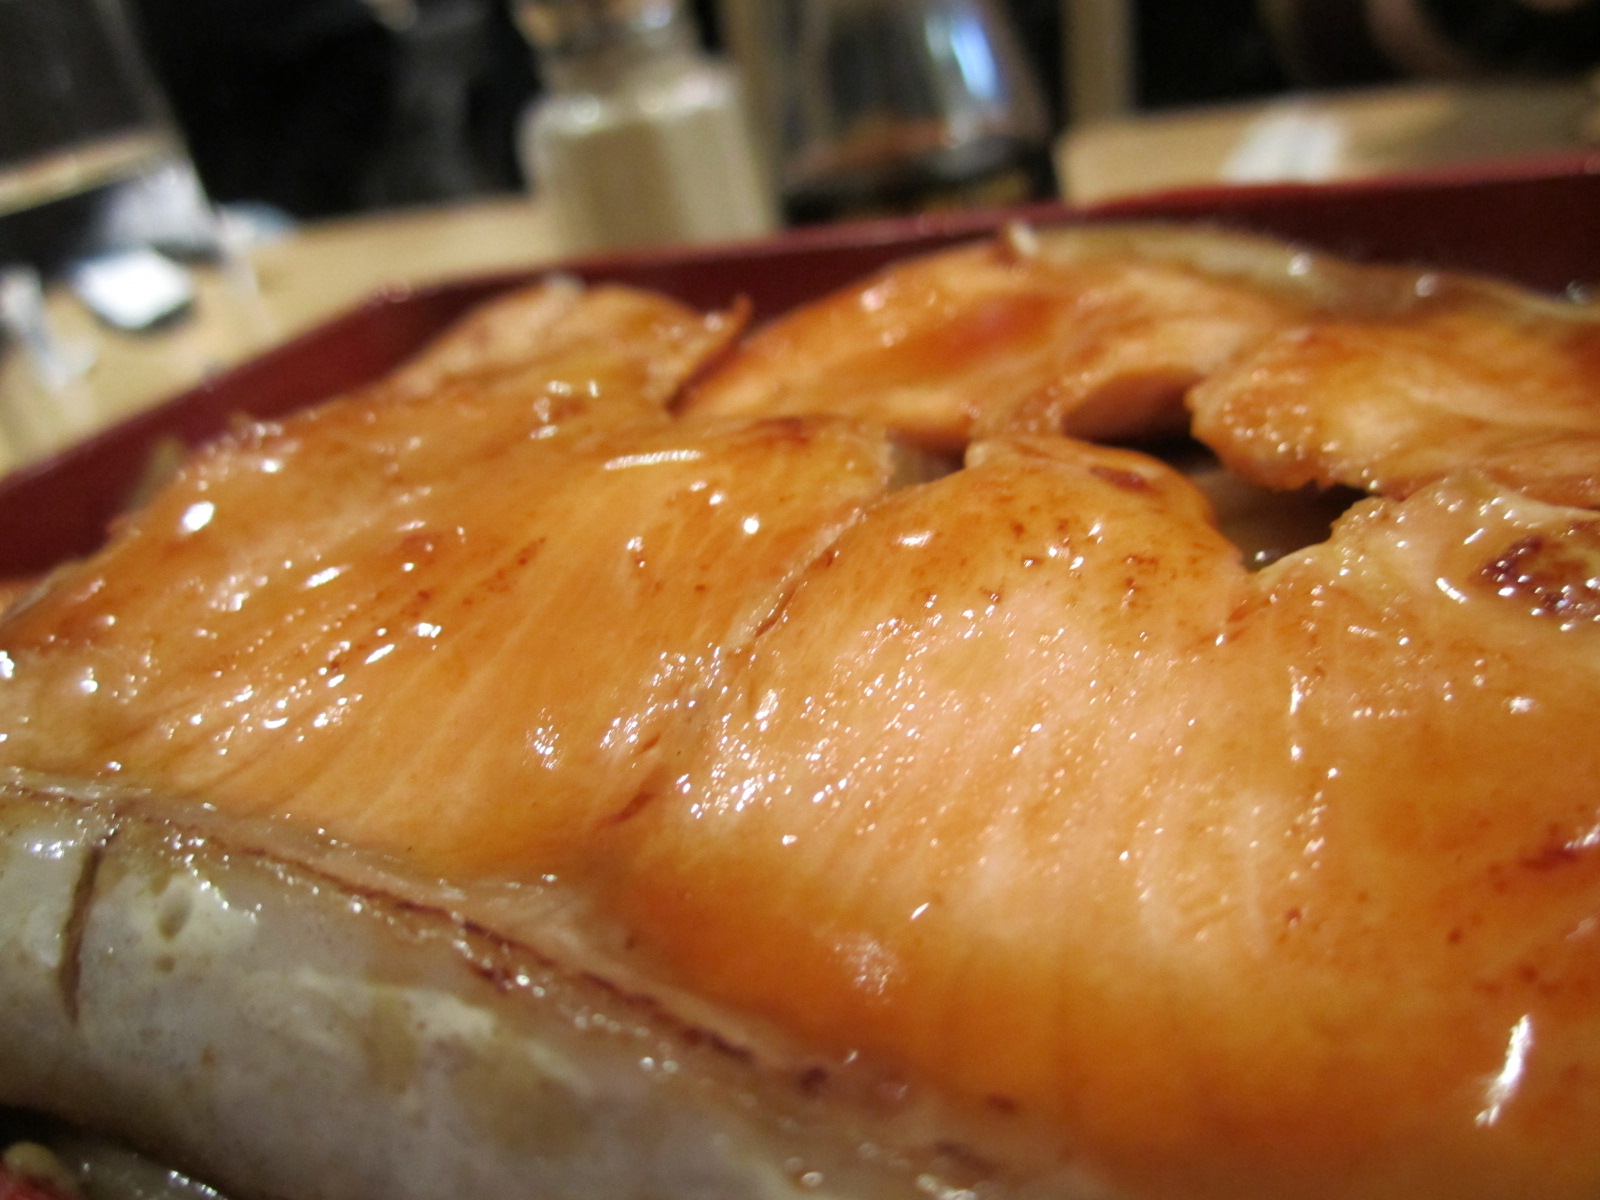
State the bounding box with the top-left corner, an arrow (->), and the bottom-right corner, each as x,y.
605,444 -> 1600,1198
1189,285 -> 1600,506
681,225 -> 1316,451
687,225 -> 1600,510
3,224 -> 1600,1200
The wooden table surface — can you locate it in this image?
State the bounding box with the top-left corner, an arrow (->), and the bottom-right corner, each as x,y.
0,196 -> 567,472
1057,78 -> 1598,204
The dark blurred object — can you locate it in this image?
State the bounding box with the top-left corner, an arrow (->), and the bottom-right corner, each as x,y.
1007,0 -> 1067,121
1057,0 -> 1291,130
1134,0 -> 1290,108
1080,0 -> 1600,124
771,0 -> 1056,224
362,0 -> 526,209
1259,0 -> 1396,85
129,0 -> 535,218
0,0 -> 166,165
0,0 -> 219,274
1262,0 -> 1600,87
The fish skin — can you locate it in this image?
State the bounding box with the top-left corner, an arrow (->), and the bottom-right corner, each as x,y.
0,782 -> 1094,1200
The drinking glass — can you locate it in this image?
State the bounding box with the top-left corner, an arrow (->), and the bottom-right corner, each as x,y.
0,0 -> 263,466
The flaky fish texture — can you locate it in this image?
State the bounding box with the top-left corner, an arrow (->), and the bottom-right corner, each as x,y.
684,223 -> 1600,504
3,224 -> 1600,1200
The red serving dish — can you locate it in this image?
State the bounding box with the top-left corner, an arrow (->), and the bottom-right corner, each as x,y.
3,158 -> 1598,578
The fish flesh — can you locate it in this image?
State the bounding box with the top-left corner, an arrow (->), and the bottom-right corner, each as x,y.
681,225 -> 1315,452
684,224 -> 1600,510
3,223 -> 1600,1200
1188,276 -> 1600,506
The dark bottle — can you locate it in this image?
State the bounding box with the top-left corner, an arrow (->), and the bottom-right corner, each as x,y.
772,0 -> 1056,224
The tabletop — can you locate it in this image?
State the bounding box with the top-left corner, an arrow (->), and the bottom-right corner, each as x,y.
0,196 -> 568,472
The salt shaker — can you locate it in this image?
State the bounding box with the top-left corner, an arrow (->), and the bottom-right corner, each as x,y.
513,0 -> 777,253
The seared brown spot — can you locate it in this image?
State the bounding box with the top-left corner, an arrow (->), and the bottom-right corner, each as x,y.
1090,464 -> 1154,492
1520,840 -> 1589,871
754,416 -> 817,446
1480,529 -> 1600,621
605,787 -> 661,827
797,1065 -> 830,1095
930,1140 -> 1002,1184
678,1023 -> 756,1063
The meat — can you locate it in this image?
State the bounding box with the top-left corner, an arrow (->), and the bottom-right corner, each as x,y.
0,413 -> 890,880
0,284 -> 887,880
2,222 -> 1600,1200
1189,275 -> 1600,506
604,447 -> 1600,1198
680,225 -> 1317,451
684,224 -> 1600,510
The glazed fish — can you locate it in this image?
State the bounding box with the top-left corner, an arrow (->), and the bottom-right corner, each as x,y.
3,224 -> 1600,1200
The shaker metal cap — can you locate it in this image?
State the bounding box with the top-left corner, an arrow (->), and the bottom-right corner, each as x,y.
512,0 -> 687,55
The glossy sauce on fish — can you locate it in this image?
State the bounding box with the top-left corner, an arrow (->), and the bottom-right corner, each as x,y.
0,285 -> 891,877
1190,280 -> 1600,506
681,227 -> 1313,451
2,228 -> 1600,1200
597,445 -> 1600,1197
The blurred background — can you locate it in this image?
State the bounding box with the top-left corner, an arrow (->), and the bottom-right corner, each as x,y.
114,0 -> 1600,221
3,0 -> 1600,469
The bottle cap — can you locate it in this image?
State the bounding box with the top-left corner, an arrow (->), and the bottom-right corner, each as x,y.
512,0 -> 688,57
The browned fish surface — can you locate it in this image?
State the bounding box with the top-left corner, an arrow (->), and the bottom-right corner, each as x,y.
688,225 -> 1600,511
1189,280 -> 1600,507
682,226 -> 1313,452
598,440 -> 1600,1199
3,231 -> 1600,1200
385,277 -> 747,403
0,285 -> 885,880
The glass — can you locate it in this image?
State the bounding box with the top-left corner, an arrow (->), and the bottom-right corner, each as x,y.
770,0 -> 1055,223
0,0 -> 265,467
